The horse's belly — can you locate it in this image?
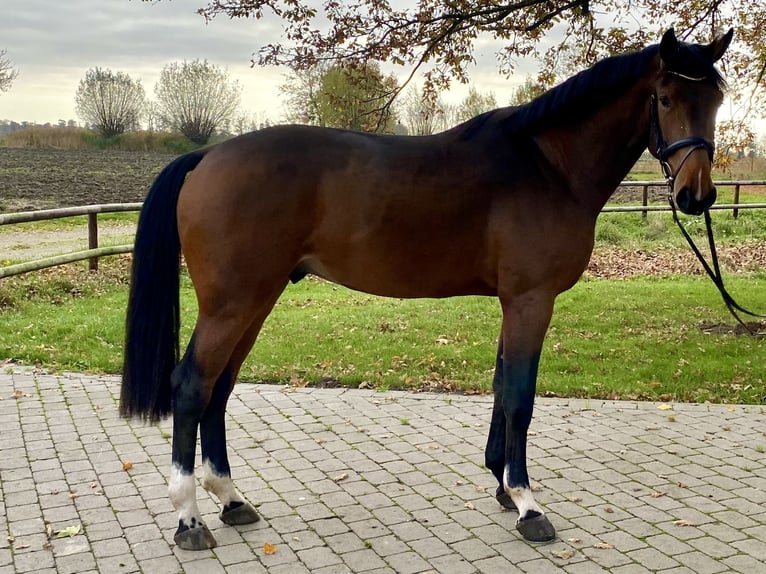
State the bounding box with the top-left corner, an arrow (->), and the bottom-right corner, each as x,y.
294,243 -> 497,299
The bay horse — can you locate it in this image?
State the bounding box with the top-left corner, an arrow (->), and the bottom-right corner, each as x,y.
121,28 -> 733,550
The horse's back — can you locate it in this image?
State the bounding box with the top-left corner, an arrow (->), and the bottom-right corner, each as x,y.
177,126 -> 501,299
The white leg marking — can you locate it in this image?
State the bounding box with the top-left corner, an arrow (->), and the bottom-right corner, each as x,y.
200,459 -> 243,507
504,465 -> 543,523
169,463 -> 204,526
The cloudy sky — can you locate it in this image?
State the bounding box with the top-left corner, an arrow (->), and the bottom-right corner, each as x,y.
0,0 -> 533,126
1,2 -> 761,136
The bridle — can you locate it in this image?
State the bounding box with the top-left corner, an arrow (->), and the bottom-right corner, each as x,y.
649,78 -> 765,336
650,89 -> 716,185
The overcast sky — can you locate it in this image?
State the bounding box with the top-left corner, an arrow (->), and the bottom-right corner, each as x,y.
0,0 -> 533,126
1,2 -> 761,136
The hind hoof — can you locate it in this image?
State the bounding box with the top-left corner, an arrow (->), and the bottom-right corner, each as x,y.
516,513 -> 556,543
496,486 -> 518,511
174,524 -> 217,550
220,501 -> 261,525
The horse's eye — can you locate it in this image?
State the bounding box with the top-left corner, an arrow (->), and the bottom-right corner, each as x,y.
659,96 -> 671,108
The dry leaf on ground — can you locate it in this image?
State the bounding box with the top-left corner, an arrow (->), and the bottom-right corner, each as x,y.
55,525 -> 81,538
263,542 -> 278,555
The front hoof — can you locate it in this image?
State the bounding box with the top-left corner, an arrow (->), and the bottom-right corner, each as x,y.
174,524 -> 217,550
220,501 -> 261,525
516,513 -> 556,543
495,486 -> 518,511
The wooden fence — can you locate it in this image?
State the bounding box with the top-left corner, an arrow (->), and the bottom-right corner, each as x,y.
1,182 -> 765,279
0,203 -> 141,278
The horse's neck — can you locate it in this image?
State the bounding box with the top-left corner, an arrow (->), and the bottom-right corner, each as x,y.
534,81 -> 653,213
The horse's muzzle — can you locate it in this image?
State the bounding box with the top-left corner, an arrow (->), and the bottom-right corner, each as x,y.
676,185 -> 717,216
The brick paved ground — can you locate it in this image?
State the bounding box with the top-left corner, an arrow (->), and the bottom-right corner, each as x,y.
1,367 -> 765,574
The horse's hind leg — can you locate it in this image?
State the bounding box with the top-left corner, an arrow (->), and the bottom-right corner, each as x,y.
198,366 -> 259,527
169,309 -> 257,550
197,287 -> 286,527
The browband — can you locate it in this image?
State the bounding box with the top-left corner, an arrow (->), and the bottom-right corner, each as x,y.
666,70 -> 707,82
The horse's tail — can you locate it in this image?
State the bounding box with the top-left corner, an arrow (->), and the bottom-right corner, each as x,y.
120,150 -> 208,422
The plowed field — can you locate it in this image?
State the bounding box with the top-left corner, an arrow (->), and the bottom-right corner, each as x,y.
0,147 -> 176,212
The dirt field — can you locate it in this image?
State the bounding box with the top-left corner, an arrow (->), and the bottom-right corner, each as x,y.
1,147 -> 764,212
0,147 -> 176,211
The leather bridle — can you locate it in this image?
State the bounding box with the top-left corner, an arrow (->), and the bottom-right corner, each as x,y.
650,91 -> 715,186
648,80 -> 764,336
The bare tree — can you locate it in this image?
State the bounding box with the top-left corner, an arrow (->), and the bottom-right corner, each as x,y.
75,68 -> 145,136
0,49 -> 19,93
399,86 -> 451,135
155,59 -> 241,145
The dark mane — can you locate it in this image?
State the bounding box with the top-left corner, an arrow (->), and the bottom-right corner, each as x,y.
499,39 -> 726,135
505,47 -> 658,134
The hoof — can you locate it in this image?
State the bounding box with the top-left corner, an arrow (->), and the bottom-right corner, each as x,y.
496,486 -> 517,511
516,513 -> 556,543
174,524 -> 217,550
220,501 -> 261,525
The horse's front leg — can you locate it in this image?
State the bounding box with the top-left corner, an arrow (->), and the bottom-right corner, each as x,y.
485,292 -> 556,543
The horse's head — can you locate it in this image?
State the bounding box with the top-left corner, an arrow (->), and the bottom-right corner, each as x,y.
648,28 -> 733,215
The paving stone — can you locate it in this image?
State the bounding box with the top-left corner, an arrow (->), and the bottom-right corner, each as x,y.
625,547 -> 680,570
340,548 -> 387,572
3,372 -> 766,573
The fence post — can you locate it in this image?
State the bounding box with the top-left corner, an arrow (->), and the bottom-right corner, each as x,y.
642,185 -> 648,220
733,183 -> 740,219
88,213 -> 99,271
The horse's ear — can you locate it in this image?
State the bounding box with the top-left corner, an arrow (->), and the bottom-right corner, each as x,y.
708,28 -> 734,62
659,28 -> 679,63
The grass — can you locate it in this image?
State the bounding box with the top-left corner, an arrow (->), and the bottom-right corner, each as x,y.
0,212 -> 138,233
595,209 -> 766,249
0,258 -> 763,404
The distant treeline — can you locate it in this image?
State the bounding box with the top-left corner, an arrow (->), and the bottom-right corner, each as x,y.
0,125 -> 212,154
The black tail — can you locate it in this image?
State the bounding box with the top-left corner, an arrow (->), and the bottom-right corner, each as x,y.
120,150 -> 207,422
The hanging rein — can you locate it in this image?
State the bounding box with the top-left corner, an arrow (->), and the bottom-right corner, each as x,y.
650,88 -> 765,336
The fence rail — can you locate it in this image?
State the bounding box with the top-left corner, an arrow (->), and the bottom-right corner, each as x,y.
621,180 -> 766,219
1,181 -> 765,279
0,203 -> 142,278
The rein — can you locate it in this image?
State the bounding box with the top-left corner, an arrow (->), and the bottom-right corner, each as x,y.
667,200 -> 765,336
651,93 -> 765,336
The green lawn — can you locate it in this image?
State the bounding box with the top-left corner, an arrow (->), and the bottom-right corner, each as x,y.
1,261 -> 763,404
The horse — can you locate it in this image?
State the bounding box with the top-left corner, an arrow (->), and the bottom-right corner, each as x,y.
121,27 -> 733,550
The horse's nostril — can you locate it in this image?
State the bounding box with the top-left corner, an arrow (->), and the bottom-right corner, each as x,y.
676,186 -> 693,213
675,186 -> 711,216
